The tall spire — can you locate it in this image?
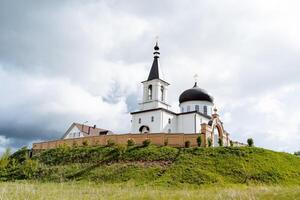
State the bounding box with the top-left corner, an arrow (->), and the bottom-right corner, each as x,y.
147,39 -> 162,81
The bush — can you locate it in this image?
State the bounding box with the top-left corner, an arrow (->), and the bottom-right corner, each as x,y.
185,141 -> 191,148
230,140 -> 234,147
164,139 -> 168,146
142,139 -> 151,147
82,140 -> 88,146
294,151 -> 300,156
127,139 -> 135,147
218,138 -> 223,147
207,138 -> 212,147
107,139 -> 116,147
247,138 -> 254,147
0,148 -> 11,171
197,135 -> 202,147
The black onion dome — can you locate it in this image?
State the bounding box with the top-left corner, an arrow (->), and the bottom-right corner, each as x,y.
179,83 -> 214,104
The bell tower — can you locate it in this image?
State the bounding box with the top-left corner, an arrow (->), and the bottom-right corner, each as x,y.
139,42 -> 170,110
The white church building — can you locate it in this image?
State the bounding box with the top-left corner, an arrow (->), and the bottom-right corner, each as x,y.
130,42 -> 217,136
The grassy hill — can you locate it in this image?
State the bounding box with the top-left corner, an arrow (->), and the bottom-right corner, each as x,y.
1,145 -> 300,186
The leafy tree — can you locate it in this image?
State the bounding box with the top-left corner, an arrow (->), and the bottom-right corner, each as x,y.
247,138 -> 254,147
197,135 -> 202,147
0,148 -> 11,172
82,140 -> 88,146
106,139 -> 116,147
127,139 -> 135,147
218,138 -> 223,147
164,139 -> 169,146
142,139 -> 151,147
207,138 -> 212,147
185,140 -> 191,148
294,151 -> 300,156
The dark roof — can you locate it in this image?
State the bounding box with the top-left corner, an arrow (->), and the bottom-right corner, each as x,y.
147,57 -> 160,81
179,83 -> 214,104
147,43 -> 161,81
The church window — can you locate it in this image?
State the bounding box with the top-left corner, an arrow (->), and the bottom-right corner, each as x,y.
148,85 -> 152,100
161,86 -> 164,101
204,106 -> 207,115
151,116 -> 154,122
139,118 -> 141,124
187,106 -> 190,112
168,129 -> 171,133
168,118 -> 171,124
195,105 -> 199,112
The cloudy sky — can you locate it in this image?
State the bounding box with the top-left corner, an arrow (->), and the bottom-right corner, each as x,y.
0,0 -> 299,153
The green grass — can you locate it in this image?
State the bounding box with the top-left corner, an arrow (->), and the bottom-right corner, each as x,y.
1,145 -> 300,186
0,181 -> 299,200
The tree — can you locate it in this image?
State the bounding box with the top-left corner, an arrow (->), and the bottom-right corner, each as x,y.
127,139 -> 135,147
185,140 -> 191,148
207,138 -> 212,147
230,140 -> 234,147
142,139 -> 151,147
218,138 -> 223,147
294,151 -> 300,156
164,139 -> 169,146
197,135 -> 202,147
247,138 -> 254,147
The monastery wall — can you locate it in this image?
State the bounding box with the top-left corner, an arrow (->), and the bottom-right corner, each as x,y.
32,133 -> 201,150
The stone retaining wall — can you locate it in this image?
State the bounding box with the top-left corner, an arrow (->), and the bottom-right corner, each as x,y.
32,133 -> 203,150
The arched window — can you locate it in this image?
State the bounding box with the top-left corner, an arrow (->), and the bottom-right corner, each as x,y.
195,105 -> 199,112
160,86 -> 164,101
168,118 -> 171,124
204,106 -> 207,115
138,118 -> 141,124
151,116 -> 154,122
187,105 -> 190,112
148,85 -> 152,100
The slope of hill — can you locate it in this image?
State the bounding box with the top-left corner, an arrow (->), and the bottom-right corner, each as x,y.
1,145 -> 300,186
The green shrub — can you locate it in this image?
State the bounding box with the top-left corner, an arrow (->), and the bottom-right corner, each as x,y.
207,138 -> 212,147
294,151 -> 300,156
0,148 -> 11,172
107,139 -> 116,147
142,139 -> 151,147
127,139 -> 135,147
197,135 -> 202,147
21,157 -> 39,179
82,140 -> 88,146
218,138 -> 223,147
185,141 -> 191,148
247,138 -> 254,147
164,139 -> 168,146
230,140 -> 233,147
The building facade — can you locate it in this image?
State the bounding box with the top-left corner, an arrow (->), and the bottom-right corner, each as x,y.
130,42 -> 230,146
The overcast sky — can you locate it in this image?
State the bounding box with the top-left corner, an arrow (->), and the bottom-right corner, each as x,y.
0,0 -> 299,153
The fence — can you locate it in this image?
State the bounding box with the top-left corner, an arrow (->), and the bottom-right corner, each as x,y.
32,133 -> 202,150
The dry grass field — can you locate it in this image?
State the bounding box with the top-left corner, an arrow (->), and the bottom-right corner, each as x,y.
0,182 -> 299,200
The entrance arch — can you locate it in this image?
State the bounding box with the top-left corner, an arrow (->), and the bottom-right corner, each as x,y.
139,125 -> 150,134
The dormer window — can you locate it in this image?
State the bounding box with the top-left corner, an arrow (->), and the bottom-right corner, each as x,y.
148,85 -> 152,100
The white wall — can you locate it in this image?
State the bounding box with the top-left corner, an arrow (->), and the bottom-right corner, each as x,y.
179,100 -> 213,115
64,126 -> 84,139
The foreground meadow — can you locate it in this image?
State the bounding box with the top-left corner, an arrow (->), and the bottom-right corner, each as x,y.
0,182 -> 299,200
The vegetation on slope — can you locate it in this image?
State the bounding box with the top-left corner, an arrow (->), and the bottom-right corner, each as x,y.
1,145 -> 300,186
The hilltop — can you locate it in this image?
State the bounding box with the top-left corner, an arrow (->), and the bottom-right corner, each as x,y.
1,145 -> 300,186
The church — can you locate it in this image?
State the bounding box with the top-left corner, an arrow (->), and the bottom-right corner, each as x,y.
130,42 -> 230,147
